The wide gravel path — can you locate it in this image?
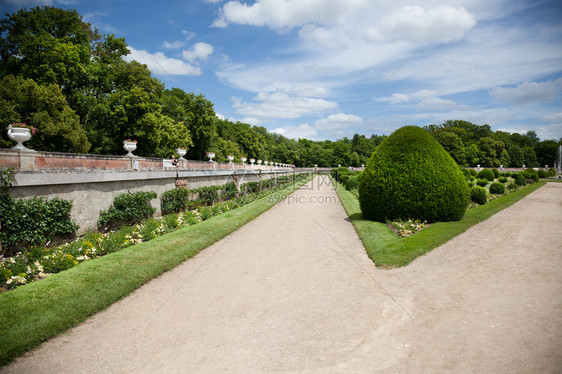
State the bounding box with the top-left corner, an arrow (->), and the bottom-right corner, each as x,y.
3,176 -> 561,373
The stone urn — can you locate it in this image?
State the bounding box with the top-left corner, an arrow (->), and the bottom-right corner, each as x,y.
227,155 -> 234,163
176,148 -> 187,160
123,141 -> 137,157
206,152 -> 215,162
7,127 -> 32,150
241,157 -> 247,164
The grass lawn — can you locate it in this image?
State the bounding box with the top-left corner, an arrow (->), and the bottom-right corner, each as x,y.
335,181 -> 545,268
0,176 -> 312,366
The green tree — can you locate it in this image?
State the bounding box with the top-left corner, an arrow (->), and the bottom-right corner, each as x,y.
431,130 -> 466,166
535,140 -> 558,167
0,75 -> 90,152
0,6 -> 100,93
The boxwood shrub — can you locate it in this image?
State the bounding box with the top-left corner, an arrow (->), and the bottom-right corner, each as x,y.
468,169 -> 477,177
98,191 -> 157,230
548,168 -> 556,176
498,176 -> 508,183
477,169 -> 495,181
470,185 -> 487,205
491,168 -> 500,178
537,170 -> 548,178
489,181 -> 506,195
345,175 -> 360,191
524,168 -> 539,183
359,126 -> 469,223
514,172 -> 527,186
161,188 -> 191,214
476,178 -> 489,187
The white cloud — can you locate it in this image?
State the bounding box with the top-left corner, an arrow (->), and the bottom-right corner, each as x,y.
315,113 -> 363,134
491,79 -> 561,105
5,0 -> 52,5
232,92 -> 338,120
162,40 -> 186,49
543,112 -> 562,123
182,42 -> 214,62
377,5 -> 476,44
272,124 -> 319,139
214,0 -> 369,30
124,46 -> 202,76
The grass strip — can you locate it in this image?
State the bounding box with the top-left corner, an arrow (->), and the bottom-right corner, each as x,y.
335,181 -> 545,268
0,176 -> 312,366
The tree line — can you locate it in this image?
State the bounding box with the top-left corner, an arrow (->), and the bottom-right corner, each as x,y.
1,7 -> 559,168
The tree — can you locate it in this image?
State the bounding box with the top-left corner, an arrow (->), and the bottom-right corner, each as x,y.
0,6 -> 100,93
431,131 -> 466,166
535,140 -> 558,167
0,75 -> 90,153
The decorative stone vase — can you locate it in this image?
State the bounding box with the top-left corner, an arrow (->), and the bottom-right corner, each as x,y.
241,157 -> 247,164
123,141 -> 137,157
8,127 -> 32,150
176,148 -> 187,160
206,152 -> 215,162
227,155 -> 234,163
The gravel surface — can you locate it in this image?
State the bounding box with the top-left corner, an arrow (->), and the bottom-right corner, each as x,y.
3,176 -> 561,373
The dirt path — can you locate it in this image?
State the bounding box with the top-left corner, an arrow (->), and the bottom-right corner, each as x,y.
3,176 -> 561,373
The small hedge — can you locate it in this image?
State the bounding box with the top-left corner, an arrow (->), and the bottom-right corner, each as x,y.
470,185 -> 487,205
345,175 -> 360,191
0,195 -> 78,254
359,126 -> 469,223
548,168 -> 556,176
491,168 -> 500,178
477,178 -> 489,187
537,170 -> 548,178
514,173 -> 527,186
498,176 -> 508,183
524,168 -> 539,183
161,188 -> 191,214
98,191 -> 157,230
489,181 -> 506,195
468,169 -> 477,177
477,169 -> 495,182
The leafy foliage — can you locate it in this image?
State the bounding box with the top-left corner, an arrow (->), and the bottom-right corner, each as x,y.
489,181 -> 506,195
477,169 -> 495,182
470,186 -> 487,205
97,191 -> 157,230
0,195 -> 78,254
160,188 -> 191,215
359,126 -> 469,223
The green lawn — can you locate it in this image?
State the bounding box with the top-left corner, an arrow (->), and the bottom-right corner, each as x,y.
335,181 -> 545,268
0,176 -> 312,366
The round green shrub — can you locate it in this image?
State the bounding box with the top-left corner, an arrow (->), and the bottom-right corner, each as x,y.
507,182 -> 518,190
345,175 -> 360,191
498,176 -> 508,183
477,169 -> 495,181
524,168 -> 539,182
359,126 -> 469,222
537,170 -> 548,178
491,168 -> 500,178
476,178 -> 489,187
500,171 -> 511,177
470,186 -> 487,205
161,188 -> 191,214
461,168 -> 470,179
468,169 -> 477,177
514,172 -> 527,186
548,168 -> 556,176
489,181 -> 506,195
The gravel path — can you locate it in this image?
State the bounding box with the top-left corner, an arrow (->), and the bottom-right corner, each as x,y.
3,176 -> 561,373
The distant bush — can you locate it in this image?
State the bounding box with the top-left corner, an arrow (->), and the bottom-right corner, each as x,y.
548,168 -> 556,176
514,173 -> 527,186
477,169 -> 495,182
507,182 -> 518,190
524,168 -> 539,183
345,175 -> 360,190
468,169 -> 477,177
489,181 -> 506,195
498,176 -> 508,183
98,191 -> 157,230
537,170 -> 548,178
491,168 -> 500,178
461,168 -> 470,179
242,181 -> 259,194
470,186 -> 487,205
500,171 -> 511,177
161,188 -> 191,214
223,182 -> 238,200
197,185 -> 221,205
477,178 -> 489,187
359,126 -> 468,222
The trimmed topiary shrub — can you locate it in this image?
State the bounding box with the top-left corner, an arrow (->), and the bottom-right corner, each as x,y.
500,171 -> 511,177
477,178 -> 489,187
489,181 -> 506,195
548,168 -> 556,176
468,169 -> 477,177
491,168 -> 500,178
537,170 -> 548,178
477,169 -> 495,182
507,182 -> 518,190
359,126 -> 469,223
514,172 -> 527,186
498,176 -> 508,183
345,175 -> 360,191
524,168 -> 539,183
470,185 -> 487,205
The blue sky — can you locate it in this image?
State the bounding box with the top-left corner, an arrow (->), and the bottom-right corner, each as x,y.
2,0 -> 562,141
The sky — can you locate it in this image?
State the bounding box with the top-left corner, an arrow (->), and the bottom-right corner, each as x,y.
2,0 -> 562,141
